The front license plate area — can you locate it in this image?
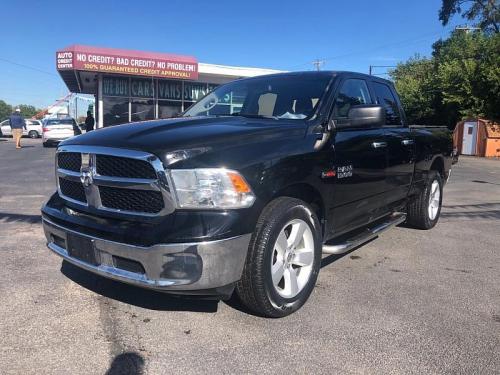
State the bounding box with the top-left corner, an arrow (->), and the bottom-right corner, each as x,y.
66,234 -> 99,266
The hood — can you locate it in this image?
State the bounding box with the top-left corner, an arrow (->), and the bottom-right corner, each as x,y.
62,116 -> 307,162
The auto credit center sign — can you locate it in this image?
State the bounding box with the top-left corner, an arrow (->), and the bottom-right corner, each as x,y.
56,45 -> 198,80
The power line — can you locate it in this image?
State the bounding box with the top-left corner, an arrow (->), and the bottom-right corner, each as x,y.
0,57 -> 58,77
288,28 -> 453,70
369,65 -> 397,75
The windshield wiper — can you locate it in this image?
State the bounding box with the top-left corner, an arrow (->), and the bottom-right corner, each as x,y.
230,113 -> 278,120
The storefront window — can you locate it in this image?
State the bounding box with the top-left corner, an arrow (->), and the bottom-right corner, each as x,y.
103,97 -> 129,126
158,100 -> 182,118
158,80 -> 183,101
103,76 -> 129,96
131,78 -> 155,98
131,99 -> 155,122
101,75 -> 223,125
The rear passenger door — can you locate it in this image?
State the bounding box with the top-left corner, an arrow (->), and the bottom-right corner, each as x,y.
330,78 -> 390,234
371,81 -> 415,209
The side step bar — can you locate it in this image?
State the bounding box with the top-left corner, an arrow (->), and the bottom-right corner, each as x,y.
322,212 -> 407,255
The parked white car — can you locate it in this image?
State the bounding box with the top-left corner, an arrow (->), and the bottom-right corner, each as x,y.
42,118 -> 79,147
0,119 -> 43,138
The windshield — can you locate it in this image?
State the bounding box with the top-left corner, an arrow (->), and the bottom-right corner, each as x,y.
184,74 -> 332,120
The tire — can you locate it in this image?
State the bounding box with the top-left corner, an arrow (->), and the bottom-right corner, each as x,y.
43,142 -> 50,148
28,130 -> 39,139
406,171 -> 443,229
236,197 -> 322,318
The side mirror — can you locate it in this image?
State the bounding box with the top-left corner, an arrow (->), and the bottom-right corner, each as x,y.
338,104 -> 386,129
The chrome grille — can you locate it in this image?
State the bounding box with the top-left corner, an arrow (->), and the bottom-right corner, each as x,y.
56,145 -> 174,217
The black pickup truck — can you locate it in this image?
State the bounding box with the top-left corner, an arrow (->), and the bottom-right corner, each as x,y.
42,71 -> 453,317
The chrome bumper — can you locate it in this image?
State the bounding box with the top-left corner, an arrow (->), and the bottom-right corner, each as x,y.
43,218 -> 251,291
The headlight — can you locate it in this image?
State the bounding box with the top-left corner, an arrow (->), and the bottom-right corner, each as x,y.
168,168 -> 256,209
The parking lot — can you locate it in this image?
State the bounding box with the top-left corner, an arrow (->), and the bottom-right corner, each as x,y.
0,137 -> 499,374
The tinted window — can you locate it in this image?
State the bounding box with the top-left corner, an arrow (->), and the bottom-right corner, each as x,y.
46,119 -> 75,126
372,82 -> 401,125
334,79 -> 372,117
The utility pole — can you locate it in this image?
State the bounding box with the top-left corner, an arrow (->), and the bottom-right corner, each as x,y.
455,25 -> 481,34
312,59 -> 325,71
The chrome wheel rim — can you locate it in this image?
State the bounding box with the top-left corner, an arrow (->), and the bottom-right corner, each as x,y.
428,180 -> 440,220
271,219 -> 314,298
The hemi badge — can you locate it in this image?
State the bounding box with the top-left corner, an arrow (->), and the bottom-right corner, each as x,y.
321,170 -> 336,179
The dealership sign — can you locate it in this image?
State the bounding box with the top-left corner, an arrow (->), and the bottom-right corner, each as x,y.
56,45 -> 198,80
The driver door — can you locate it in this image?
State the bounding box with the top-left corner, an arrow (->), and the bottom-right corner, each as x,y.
328,78 -> 390,235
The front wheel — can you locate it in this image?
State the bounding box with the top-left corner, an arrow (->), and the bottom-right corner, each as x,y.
236,197 -> 322,318
28,130 -> 39,139
406,171 -> 443,229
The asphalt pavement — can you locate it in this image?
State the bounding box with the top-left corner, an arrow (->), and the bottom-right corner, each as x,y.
0,137 -> 499,374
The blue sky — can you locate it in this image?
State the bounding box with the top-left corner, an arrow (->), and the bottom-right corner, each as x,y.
0,0 -> 459,108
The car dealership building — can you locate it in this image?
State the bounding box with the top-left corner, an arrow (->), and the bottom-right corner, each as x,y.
56,45 -> 281,128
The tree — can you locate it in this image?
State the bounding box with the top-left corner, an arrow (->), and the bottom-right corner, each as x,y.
391,56 -> 438,124
16,104 -> 39,118
390,31 -> 500,127
434,31 -> 500,120
439,0 -> 500,33
0,100 -> 12,121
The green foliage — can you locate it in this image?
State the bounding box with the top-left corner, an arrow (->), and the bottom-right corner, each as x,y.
439,0 -> 500,33
391,31 -> 500,127
392,56 -> 437,124
0,100 -> 12,121
0,101 -> 42,120
16,104 -> 39,118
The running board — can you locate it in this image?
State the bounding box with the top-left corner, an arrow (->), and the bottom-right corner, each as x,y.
322,212 -> 406,255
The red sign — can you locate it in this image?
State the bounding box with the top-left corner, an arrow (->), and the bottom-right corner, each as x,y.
56,45 -> 198,80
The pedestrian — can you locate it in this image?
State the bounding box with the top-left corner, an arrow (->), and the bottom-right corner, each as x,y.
84,111 -> 95,132
9,108 -> 26,149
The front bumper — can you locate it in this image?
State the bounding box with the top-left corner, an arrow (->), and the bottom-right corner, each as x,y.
43,217 -> 251,292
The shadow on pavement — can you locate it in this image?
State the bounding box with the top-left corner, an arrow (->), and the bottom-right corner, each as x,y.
471,180 -> 500,186
106,352 -> 145,375
441,201 -> 500,220
0,212 -> 42,224
60,261 -> 219,313
440,210 -> 500,220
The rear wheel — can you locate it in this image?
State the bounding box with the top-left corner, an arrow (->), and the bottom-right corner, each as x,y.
42,142 -> 50,148
406,171 -> 443,229
236,197 -> 322,318
28,130 -> 39,139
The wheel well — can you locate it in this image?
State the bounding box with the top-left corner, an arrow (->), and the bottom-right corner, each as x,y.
274,183 -> 325,224
430,157 -> 444,178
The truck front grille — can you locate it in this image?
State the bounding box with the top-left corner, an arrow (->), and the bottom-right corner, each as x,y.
96,155 -> 157,179
57,152 -> 81,172
99,186 -> 164,214
55,146 -> 173,217
59,178 -> 87,203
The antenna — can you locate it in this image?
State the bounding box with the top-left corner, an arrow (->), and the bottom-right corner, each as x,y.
455,25 -> 481,34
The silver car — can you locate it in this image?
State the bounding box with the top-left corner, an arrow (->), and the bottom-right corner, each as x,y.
42,118 -> 79,147
0,119 -> 43,138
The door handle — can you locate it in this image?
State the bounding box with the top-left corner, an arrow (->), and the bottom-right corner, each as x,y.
401,139 -> 414,146
371,141 -> 387,149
